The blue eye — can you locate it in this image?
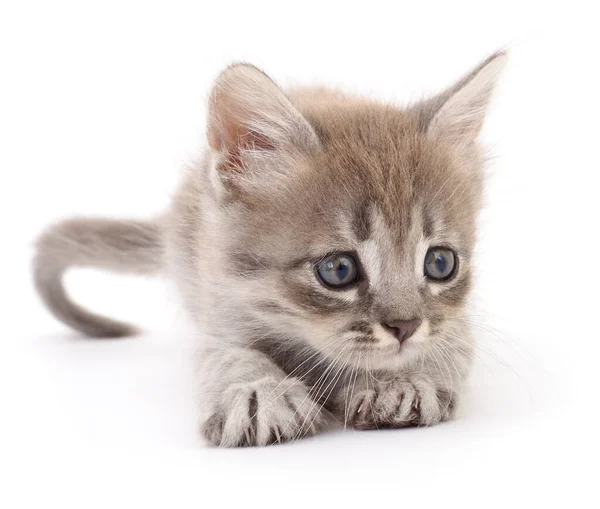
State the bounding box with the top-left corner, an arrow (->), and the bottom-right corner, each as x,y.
316,253 -> 359,288
424,248 -> 457,281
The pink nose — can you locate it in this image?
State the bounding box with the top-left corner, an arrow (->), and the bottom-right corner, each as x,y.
382,318 -> 422,344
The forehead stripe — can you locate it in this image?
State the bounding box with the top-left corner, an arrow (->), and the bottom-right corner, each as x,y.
422,210 -> 434,238
351,202 -> 372,241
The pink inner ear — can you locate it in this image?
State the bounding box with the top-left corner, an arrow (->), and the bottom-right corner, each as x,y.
208,94 -> 277,172
210,123 -> 276,173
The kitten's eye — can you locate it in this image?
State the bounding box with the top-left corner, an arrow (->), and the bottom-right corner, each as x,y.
316,253 -> 359,288
424,247 -> 457,281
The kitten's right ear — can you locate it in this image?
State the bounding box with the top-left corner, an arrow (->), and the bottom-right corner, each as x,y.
417,51 -> 507,147
207,64 -> 319,176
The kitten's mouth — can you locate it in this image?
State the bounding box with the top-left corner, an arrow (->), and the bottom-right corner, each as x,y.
396,337 -> 414,354
350,335 -> 412,355
387,333 -> 423,358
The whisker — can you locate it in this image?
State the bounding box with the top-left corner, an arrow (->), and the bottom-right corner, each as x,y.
299,352 -> 352,441
365,357 -> 379,430
284,343 -> 350,439
344,354 -> 362,429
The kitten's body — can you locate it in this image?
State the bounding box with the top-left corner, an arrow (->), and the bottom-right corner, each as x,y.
34,53 -> 506,446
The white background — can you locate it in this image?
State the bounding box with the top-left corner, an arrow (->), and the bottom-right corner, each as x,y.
1,1 -> 598,507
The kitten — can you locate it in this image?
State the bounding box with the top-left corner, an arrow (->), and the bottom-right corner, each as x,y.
34,51 -> 506,446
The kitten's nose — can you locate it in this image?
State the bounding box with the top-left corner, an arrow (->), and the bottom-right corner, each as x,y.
382,318 -> 422,344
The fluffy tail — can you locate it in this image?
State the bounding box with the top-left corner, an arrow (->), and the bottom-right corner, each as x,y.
33,218 -> 164,338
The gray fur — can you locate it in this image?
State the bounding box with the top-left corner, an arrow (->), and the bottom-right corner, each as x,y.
34,218 -> 164,337
33,52 -> 506,445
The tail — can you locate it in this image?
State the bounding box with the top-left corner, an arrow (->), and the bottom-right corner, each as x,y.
33,218 -> 164,338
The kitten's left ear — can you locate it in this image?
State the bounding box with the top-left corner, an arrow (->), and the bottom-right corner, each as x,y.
419,51 -> 507,146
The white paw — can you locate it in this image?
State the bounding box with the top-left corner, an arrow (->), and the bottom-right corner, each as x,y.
200,376 -> 328,447
348,374 -> 456,430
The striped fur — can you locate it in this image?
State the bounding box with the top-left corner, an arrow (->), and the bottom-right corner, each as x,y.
34,51 -> 506,446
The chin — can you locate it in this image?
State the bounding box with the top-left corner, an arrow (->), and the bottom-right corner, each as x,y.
367,342 -> 425,371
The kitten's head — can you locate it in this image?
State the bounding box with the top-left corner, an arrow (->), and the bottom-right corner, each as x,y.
205,53 -> 506,371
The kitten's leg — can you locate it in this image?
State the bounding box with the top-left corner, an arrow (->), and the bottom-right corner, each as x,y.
335,358 -> 466,430
199,345 -> 328,447
341,371 -> 459,430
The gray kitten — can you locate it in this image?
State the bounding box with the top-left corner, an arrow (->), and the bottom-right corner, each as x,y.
34,51 -> 506,446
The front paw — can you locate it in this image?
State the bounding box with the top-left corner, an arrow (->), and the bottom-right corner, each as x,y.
348,374 -> 457,430
200,377 -> 328,447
